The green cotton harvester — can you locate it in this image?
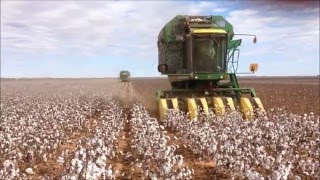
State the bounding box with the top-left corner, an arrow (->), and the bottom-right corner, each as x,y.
119,70 -> 131,83
156,15 -> 265,120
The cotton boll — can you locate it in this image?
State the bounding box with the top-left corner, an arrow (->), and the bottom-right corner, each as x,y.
25,168 -> 34,175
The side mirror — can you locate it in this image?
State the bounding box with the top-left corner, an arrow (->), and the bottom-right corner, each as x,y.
253,36 -> 257,44
249,63 -> 258,73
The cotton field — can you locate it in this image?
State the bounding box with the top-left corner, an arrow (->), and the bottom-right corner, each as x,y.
0,78 -> 319,179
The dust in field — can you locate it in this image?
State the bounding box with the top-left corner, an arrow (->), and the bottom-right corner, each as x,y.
115,81 -> 139,109
130,78 -> 170,117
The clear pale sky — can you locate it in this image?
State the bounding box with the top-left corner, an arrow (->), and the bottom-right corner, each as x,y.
1,1 -> 319,77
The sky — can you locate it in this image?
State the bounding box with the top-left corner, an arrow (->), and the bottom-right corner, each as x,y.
1,0 -> 319,78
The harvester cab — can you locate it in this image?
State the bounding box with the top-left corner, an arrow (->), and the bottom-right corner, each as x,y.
156,15 -> 265,120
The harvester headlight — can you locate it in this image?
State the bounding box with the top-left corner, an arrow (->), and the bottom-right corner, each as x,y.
158,64 -> 168,73
195,76 -> 198,79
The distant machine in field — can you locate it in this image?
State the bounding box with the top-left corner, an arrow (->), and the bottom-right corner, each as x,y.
119,70 -> 131,83
156,15 -> 265,120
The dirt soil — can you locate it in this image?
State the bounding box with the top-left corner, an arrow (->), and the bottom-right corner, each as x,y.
131,76 -> 320,116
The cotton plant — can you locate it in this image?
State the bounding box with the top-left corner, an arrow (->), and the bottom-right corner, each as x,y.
130,104 -> 194,179
0,79 -> 125,179
164,107 -> 320,179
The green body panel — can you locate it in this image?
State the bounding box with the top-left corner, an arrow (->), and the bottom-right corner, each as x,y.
228,39 -> 242,50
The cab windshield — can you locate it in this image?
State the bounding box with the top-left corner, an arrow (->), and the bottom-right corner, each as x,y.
192,34 -> 227,73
